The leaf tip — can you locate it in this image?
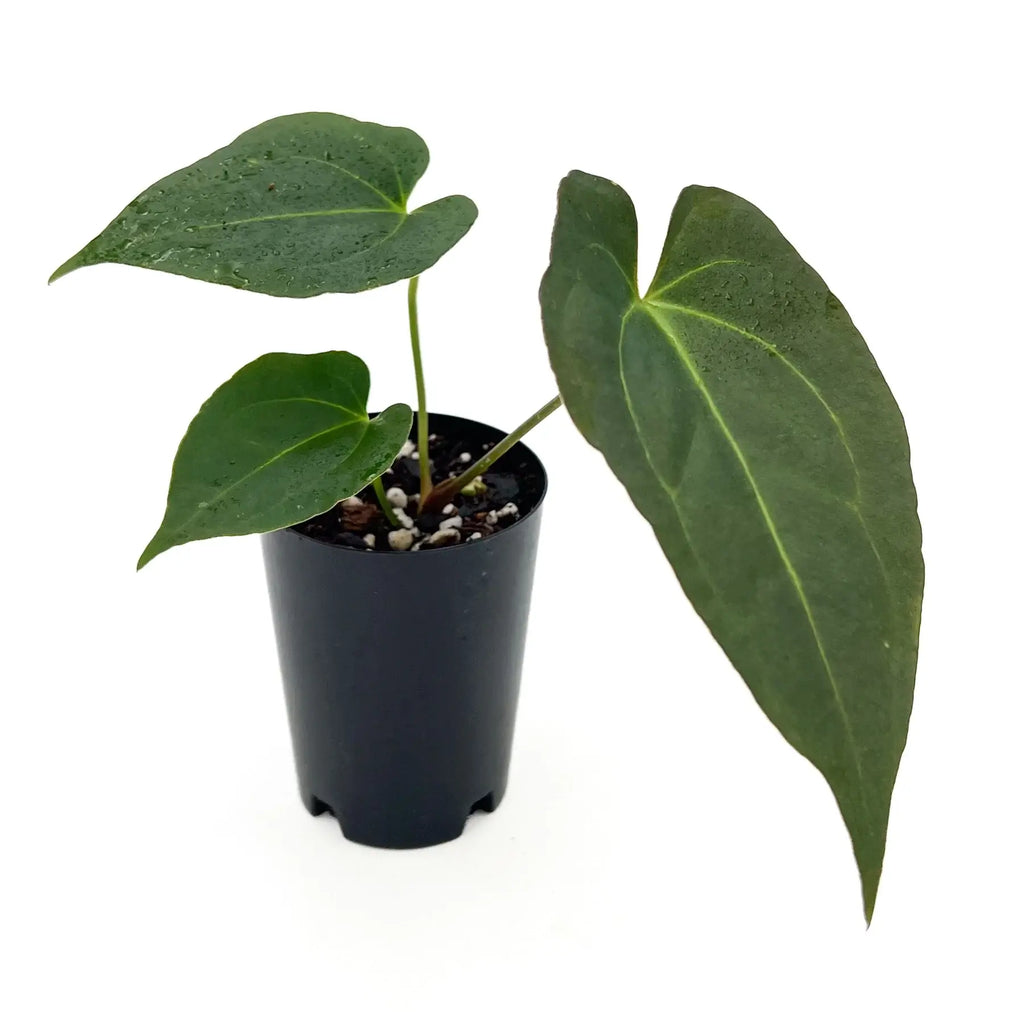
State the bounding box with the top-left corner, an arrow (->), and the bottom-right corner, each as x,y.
862,882 -> 878,928
48,254 -> 81,285
136,534 -> 166,571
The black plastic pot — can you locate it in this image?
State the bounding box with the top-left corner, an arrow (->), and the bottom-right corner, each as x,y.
261,413 -> 546,849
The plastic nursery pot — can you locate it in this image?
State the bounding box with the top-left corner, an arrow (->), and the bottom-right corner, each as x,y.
261,413 -> 547,849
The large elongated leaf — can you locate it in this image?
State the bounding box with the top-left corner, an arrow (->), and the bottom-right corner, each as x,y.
50,112 -> 477,296
139,351 -> 411,568
541,172 -> 923,921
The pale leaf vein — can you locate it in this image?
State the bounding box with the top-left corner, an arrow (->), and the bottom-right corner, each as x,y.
641,302 -> 867,791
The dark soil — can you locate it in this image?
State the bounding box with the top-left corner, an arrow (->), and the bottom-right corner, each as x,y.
292,428 -> 545,552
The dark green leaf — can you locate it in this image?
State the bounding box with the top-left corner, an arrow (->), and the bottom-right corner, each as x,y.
51,112 -> 477,296
139,351 -> 411,568
541,171 -> 923,922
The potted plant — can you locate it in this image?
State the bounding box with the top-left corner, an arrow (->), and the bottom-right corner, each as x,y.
50,111 -> 922,922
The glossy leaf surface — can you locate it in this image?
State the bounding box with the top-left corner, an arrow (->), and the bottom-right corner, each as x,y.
51,112 -> 477,296
541,172 -> 923,921
139,351 -> 411,567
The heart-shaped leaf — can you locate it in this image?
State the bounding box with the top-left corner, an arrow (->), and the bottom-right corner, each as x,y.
139,351 -> 411,568
51,112 -> 477,296
541,172 -> 923,922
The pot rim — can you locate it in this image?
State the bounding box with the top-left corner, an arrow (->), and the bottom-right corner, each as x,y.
283,410 -> 548,556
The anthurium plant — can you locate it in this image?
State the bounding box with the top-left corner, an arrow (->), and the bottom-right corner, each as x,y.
51,112 -> 923,922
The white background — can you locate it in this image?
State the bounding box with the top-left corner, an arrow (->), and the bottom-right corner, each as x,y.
3,1 -> 1021,1020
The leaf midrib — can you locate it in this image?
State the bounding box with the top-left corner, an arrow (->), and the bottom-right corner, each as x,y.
586,246 -> 882,780
589,235 -> 867,786
176,413 -> 367,532
279,153 -> 405,212
239,396 -> 365,418
190,207 -> 400,230
636,300 -> 867,789
647,298 -> 892,594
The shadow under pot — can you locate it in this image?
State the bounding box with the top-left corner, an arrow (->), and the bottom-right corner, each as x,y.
261,412 -> 547,849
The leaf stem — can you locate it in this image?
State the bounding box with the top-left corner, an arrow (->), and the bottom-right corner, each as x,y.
423,395 -> 563,512
371,476 -> 400,528
408,276 -> 432,499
